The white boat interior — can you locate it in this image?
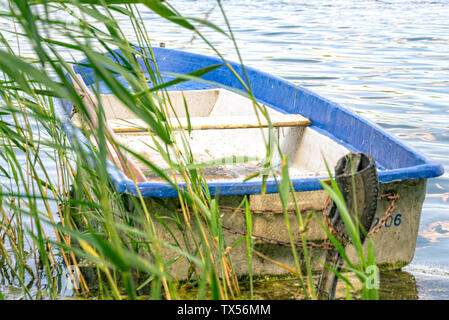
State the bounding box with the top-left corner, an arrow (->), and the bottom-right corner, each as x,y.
76,89 -> 350,181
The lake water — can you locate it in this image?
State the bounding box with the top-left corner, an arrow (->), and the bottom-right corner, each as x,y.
1,0 -> 449,299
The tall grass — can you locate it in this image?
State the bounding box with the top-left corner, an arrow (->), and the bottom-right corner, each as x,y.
0,0 -> 378,300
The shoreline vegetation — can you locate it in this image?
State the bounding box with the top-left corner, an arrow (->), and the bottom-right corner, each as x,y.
0,0 -> 378,300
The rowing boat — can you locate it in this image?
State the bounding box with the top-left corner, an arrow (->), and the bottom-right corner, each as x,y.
58,47 -> 444,278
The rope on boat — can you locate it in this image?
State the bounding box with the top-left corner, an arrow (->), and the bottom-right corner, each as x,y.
367,192 -> 400,237
212,191 -> 399,251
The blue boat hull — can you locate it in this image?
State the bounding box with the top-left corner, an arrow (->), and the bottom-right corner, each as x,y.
59,47 -> 443,198
57,47 -> 444,274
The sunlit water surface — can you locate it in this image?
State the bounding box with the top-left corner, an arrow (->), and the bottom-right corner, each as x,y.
1,0 -> 448,299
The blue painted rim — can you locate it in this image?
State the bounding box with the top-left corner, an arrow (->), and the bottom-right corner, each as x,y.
57,47 -> 444,197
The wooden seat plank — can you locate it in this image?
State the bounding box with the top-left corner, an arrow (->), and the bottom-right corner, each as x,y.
107,114 -> 311,133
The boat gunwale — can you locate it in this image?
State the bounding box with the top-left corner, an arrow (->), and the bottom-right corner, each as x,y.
57,47 -> 444,198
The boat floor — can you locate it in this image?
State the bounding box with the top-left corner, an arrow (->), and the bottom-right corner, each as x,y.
142,161 -> 332,183
73,88 -> 351,182
144,163 -> 268,182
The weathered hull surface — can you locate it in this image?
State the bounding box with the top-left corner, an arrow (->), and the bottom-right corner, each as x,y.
126,179 -> 426,279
